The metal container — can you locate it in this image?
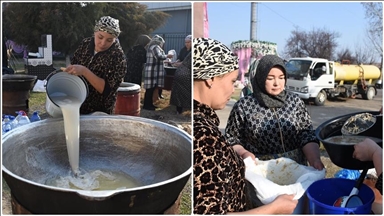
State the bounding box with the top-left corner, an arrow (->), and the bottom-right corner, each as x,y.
334,63 -> 381,81
45,70 -> 88,118
2,115 -> 192,214
315,111 -> 382,169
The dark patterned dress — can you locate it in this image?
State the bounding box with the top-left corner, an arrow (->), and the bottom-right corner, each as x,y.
71,37 -> 127,114
124,44 -> 147,85
177,46 -> 191,62
170,53 -> 191,110
225,92 -> 318,165
194,100 -> 248,214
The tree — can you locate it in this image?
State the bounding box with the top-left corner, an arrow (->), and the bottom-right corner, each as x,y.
103,2 -> 170,50
361,2 -> 383,68
3,3 -> 105,58
283,27 -> 340,60
336,47 -> 356,63
3,2 -> 169,62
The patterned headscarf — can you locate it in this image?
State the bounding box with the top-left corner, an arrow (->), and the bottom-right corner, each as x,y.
185,35 -> 192,41
94,16 -> 121,37
193,38 -> 239,80
251,55 -> 288,108
148,34 -> 165,48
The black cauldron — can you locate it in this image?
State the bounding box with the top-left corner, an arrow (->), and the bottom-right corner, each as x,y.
2,74 -> 37,116
315,111 -> 382,170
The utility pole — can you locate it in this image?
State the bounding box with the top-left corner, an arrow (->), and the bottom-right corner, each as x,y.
250,2 -> 257,41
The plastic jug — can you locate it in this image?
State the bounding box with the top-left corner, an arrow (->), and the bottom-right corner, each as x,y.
45,69 -> 88,117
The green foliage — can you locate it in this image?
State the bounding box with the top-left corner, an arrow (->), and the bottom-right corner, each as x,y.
3,2 -> 169,56
103,2 -> 170,50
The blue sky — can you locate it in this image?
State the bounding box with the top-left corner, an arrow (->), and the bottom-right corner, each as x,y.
206,2 -> 372,56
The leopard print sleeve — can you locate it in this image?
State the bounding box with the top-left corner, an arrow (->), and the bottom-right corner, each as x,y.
194,119 -> 247,214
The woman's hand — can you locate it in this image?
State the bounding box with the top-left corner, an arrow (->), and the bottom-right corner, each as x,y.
310,158 -> 325,170
353,138 -> 381,161
303,142 -> 325,170
232,144 -> 256,161
62,65 -> 88,76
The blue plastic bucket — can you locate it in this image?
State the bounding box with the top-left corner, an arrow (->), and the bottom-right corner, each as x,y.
307,178 -> 374,214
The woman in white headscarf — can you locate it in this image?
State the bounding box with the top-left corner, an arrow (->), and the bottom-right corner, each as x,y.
143,34 -> 173,110
173,34 -> 192,67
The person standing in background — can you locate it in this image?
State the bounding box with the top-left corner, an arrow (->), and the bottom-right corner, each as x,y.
124,34 -> 151,85
143,34 -> 173,110
170,52 -> 191,114
173,35 -> 192,67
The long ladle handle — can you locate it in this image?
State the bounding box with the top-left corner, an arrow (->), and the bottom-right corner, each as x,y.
348,167 -> 369,196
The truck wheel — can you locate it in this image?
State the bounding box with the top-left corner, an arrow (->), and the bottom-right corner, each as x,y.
315,90 -> 327,106
363,86 -> 376,100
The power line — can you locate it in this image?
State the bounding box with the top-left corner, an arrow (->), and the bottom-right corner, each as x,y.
259,3 -> 299,29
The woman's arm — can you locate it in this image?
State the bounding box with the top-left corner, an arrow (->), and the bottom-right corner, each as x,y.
302,142 -> 324,170
294,96 -> 324,170
227,194 -> 298,215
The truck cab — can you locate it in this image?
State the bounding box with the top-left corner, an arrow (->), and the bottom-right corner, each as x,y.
285,57 -> 334,105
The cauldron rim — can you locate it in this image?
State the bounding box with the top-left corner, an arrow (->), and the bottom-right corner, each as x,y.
315,110 -> 381,141
2,114 -> 192,198
2,74 -> 37,82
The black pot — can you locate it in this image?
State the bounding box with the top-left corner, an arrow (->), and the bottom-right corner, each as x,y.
2,115 -> 192,214
315,111 -> 382,170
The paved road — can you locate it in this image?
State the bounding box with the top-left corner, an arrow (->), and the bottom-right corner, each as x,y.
217,89 -> 383,131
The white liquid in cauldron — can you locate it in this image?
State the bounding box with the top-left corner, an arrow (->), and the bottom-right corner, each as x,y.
323,135 -> 382,145
46,169 -> 142,190
49,94 -> 143,191
50,94 -> 82,173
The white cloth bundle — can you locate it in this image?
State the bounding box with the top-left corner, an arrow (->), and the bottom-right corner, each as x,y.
244,157 -> 326,204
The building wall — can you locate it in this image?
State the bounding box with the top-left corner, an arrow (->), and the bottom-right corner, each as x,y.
142,2 -> 191,57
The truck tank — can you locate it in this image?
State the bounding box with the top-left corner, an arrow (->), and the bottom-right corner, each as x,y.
334,63 -> 381,81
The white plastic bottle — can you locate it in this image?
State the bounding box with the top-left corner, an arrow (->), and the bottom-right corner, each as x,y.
15,110 -> 31,128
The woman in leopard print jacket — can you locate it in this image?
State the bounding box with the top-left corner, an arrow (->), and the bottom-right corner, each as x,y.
63,16 -> 127,114
193,38 -> 298,214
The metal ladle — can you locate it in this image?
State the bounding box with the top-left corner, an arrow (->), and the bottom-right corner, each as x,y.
341,113 -> 379,135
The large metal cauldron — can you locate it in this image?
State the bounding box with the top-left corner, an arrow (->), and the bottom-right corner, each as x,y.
315,111 -> 382,170
2,115 -> 192,214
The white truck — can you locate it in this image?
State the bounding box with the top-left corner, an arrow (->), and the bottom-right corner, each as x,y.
285,57 -> 381,106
